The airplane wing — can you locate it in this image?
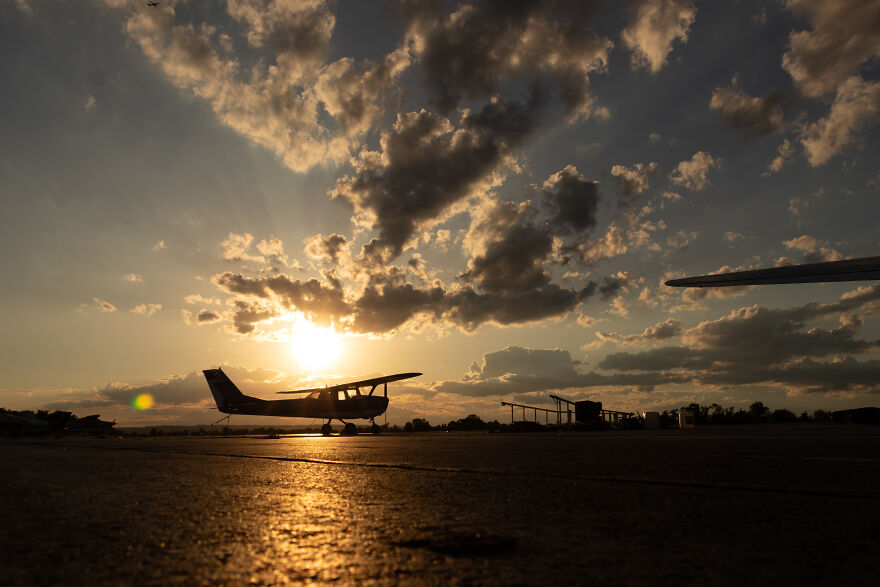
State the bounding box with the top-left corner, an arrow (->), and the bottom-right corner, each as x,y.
277,372 -> 422,394
665,256 -> 880,287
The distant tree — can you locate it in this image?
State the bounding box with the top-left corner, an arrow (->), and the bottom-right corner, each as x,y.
798,410 -> 810,422
411,418 -> 432,431
403,422 -> 413,432
448,414 -> 487,431
682,403 -> 711,425
771,409 -> 798,423
812,409 -> 833,421
749,401 -> 769,422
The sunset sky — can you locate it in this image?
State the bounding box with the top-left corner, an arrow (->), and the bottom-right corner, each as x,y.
2,0 -> 879,426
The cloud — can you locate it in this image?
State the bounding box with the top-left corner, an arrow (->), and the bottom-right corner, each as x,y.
304,233 -> 349,265
228,299 -> 280,335
764,138 -> 796,176
13,0 -> 33,17
723,231 -> 745,244
152,240 -> 167,251
665,229 -> 698,254
434,345 -> 687,397
610,162 -> 660,198
260,237 -> 297,270
622,0 -> 696,73
184,294 -> 220,305
577,205 -> 666,265
782,0 -> 880,99
221,232 -> 264,263
710,84 -> 785,139
459,200 -> 555,293
669,151 -> 721,191
331,97 -> 544,263
125,273 -> 144,284
542,165 -> 602,234
459,166 -> 600,293
782,234 -> 844,263
84,94 -> 97,111
800,77 -> 880,166
106,0 -> 404,172
406,0 -> 613,118
212,262 -> 629,336
596,317 -> 683,345
196,309 -> 220,324
92,297 -> 117,312
597,285 -> 880,394
313,47 -> 411,136
130,303 -> 162,316
213,271 -> 351,327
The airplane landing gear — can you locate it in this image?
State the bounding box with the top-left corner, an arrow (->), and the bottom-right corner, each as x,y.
370,418 -> 380,435
343,422 -> 358,436
321,422 -> 332,436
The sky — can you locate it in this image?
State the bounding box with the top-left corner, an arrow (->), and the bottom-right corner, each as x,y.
2,0 -> 879,426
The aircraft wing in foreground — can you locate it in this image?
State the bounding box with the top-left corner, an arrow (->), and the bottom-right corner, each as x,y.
665,256 -> 880,288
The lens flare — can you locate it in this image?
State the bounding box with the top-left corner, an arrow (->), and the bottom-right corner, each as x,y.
133,393 -> 154,411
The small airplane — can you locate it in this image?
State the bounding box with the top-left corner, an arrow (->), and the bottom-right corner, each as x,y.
665,255 -> 880,288
203,368 -> 421,435
147,2 -> 159,6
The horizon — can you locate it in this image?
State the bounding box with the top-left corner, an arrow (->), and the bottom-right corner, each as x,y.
2,0 -> 879,427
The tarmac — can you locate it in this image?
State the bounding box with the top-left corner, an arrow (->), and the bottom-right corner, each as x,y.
2,424 -> 879,585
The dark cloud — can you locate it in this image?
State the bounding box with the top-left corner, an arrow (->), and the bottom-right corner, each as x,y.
304,233 -> 349,265
597,317 -> 683,345
800,77 -> 880,166
460,222 -> 554,292
434,345 -> 687,397
710,85 -> 785,139
351,271 -> 446,333
468,346 -> 582,379
314,47 -> 410,136
230,300 -> 279,335
406,0 -> 611,116
197,309 -> 220,323
459,201 -> 554,292
213,272 -> 351,326
610,162 -> 661,202
460,166 -> 601,292
332,94 -> 544,263
782,0 -> 880,99
541,165 -> 601,233
597,287 -> 880,393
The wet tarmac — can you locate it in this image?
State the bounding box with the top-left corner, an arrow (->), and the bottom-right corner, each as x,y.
2,425 -> 879,585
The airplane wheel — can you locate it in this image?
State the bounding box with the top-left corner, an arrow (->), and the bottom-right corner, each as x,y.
344,422 -> 358,436
321,423 -> 332,436
371,423 -> 380,435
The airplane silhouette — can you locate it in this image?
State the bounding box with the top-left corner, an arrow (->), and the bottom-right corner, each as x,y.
147,2 -> 159,7
203,368 -> 421,435
666,256 -> 880,287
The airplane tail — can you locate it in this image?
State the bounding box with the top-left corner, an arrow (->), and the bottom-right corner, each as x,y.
203,368 -> 250,413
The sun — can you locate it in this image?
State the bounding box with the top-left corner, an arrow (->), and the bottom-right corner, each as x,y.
290,323 -> 343,371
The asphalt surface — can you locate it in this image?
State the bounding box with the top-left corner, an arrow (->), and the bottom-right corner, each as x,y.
2,424 -> 879,585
